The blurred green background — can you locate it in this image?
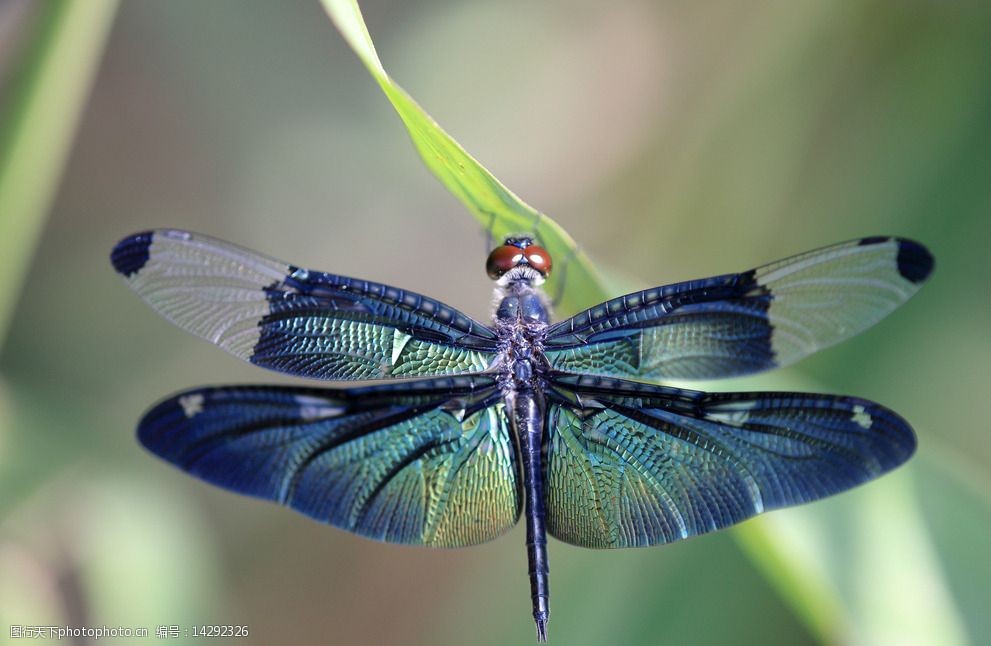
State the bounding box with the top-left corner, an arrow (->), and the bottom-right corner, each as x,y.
2,1 -> 990,645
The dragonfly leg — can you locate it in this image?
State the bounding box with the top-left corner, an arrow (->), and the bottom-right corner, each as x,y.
549,244 -> 577,309
483,209 -> 498,254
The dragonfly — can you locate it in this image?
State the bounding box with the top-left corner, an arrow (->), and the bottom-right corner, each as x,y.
111,229 -> 932,641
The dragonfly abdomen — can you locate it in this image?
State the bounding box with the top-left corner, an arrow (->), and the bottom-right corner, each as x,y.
510,388 -> 550,642
494,282 -> 553,641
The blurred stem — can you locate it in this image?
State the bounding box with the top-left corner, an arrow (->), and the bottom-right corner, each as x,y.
0,0 -> 118,349
734,521 -> 843,644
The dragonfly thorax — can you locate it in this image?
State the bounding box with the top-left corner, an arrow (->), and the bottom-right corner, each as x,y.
495,289 -> 549,324
494,282 -> 550,393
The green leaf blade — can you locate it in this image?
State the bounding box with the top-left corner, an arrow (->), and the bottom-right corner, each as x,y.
320,0 -> 609,314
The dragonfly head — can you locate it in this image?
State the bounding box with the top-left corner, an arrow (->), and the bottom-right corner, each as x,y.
486,236 -> 552,285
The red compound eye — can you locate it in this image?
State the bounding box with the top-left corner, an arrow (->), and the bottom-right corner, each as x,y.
486,245 -> 524,279
523,245 -> 552,276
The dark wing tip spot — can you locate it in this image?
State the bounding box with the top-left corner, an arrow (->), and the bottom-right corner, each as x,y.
895,239 -> 935,285
111,231 -> 154,277
864,400 -> 918,469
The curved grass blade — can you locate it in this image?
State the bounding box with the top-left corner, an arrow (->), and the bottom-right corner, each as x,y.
319,0 -> 608,315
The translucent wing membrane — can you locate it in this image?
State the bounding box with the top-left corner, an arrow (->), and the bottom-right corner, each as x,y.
137,376 -> 520,546
544,374 -> 915,548
545,237 -> 933,381
111,230 -> 499,380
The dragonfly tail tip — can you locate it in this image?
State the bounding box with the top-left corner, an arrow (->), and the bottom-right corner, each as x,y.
535,615 -> 548,642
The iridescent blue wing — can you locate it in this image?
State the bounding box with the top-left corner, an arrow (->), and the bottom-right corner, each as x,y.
544,374 -> 915,548
137,376 -> 520,546
545,237 -> 933,381
111,230 -> 499,380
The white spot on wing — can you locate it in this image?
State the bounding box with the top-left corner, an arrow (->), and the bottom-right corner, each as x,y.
851,404 -> 872,429
294,395 -> 344,421
391,329 -> 412,366
707,409 -> 750,426
179,394 -> 204,418
706,400 -> 757,426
